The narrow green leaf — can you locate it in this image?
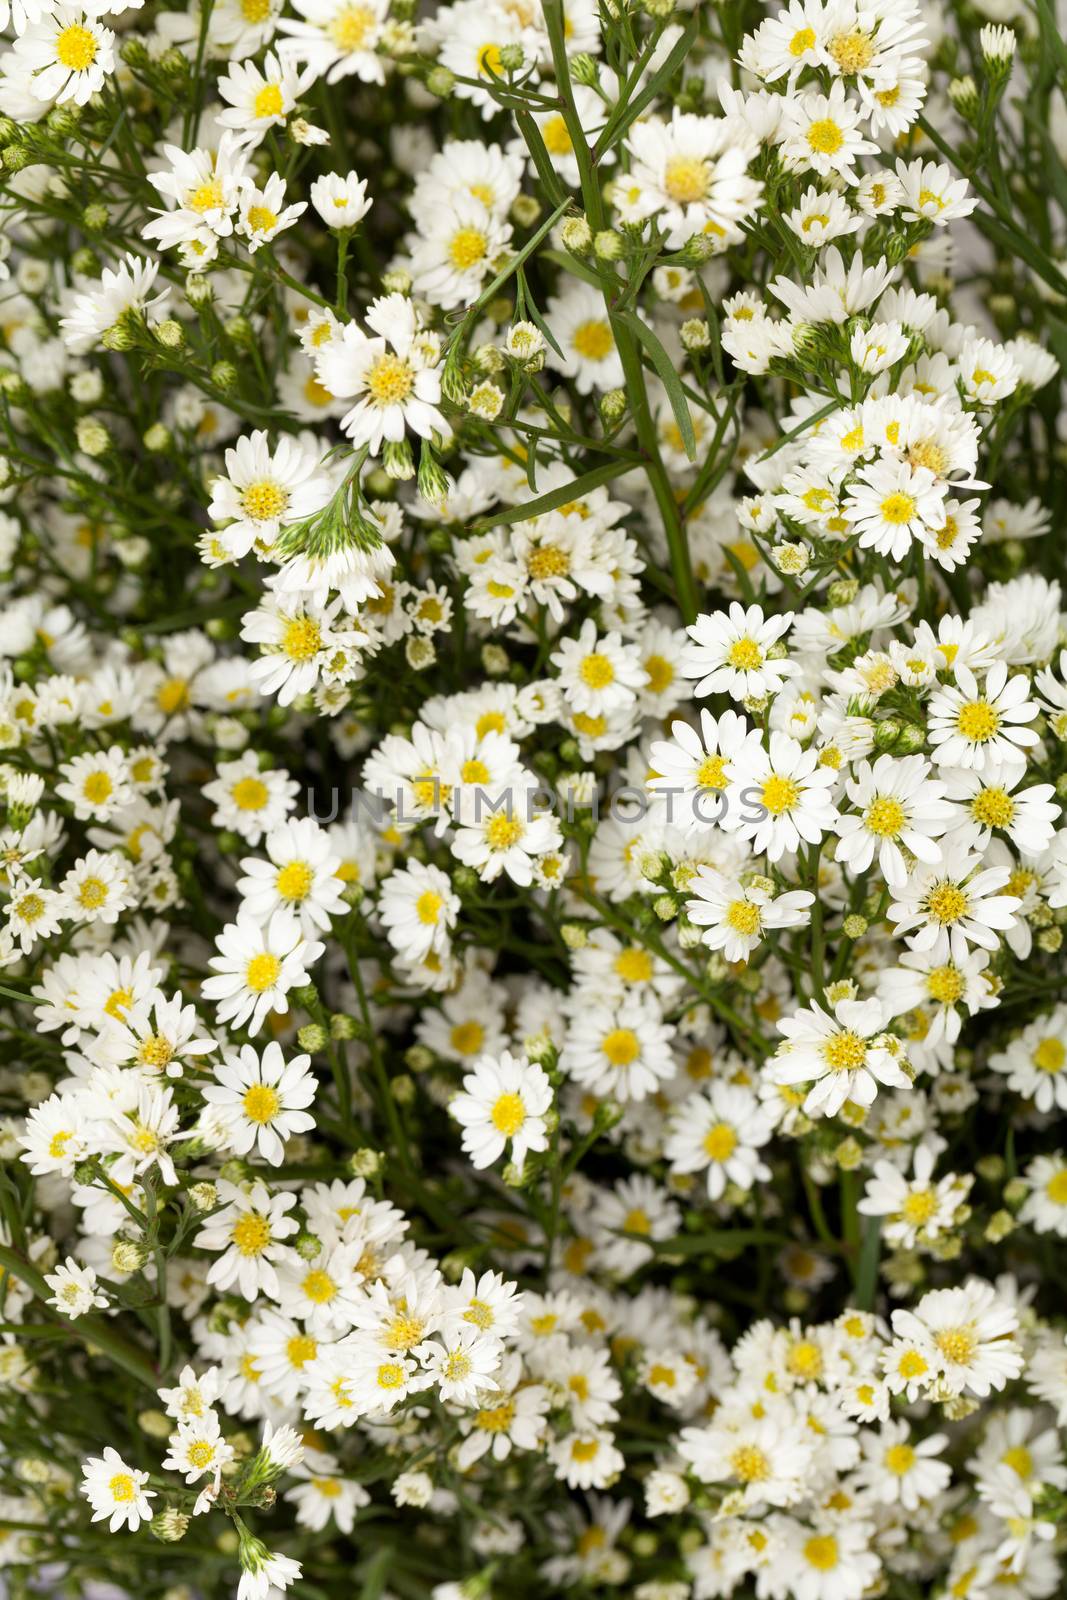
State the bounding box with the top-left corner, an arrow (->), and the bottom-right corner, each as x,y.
359,1547 -> 394,1600
594,19 -> 697,157
474,457 -> 631,529
855,1217 -> 882,1311
619,309 -> 696,461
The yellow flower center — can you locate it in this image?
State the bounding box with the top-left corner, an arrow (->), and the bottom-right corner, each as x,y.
727,637 -> 763,670
644,653 -> 674,693
926,883 -> 969,925
157,678 -> 190,716
829,30 -> 874,72
464,1298 -> 494,1330
485,814 -> 524,850
601,1027 -> 639,1067
476,1399 -> 516,1431
254,85 -> 285,121
885,1442 -> 916,1475
695,753 -> 728,790
664,156 -> 710,204
232,776 -> 268,811
880,492 -> 916,525
760,774 -> 800,815
366,352 -> 414,406
328,4 -> 374,50
971,787 -> 1014,829
903,1189 -> 939,1228
477,42 -> 503,77
579,653 -> 615,689
703,1122 -> 738,1161
807,120 -> 844,155
823,1030 -> 867,1073
56,24 -> 97,70
385,1313 -> 425,1351
956,700 -> 999,742
416,890 -> 442,925
541,114 -> 573,155
186,1440 -> 216,1469
790,26 -> 815,54
787,1339 -> 824,1379
1002,1446 -> 1034,1479
927,964 -> 965,1004
77,878 -> 108,910
571,320 -> 614,361
232,1213 -> 272,1255
139,1034 -> 174,1072
730,1444 -> 769,1483
490,1092 -> 526,1136
1034,1038 -> 1065,1074
188,179 -> 225,214
302,1269 -> 337,1304
527,544 -> 570,580
1045,1170 -> 1067,1205
726,899 -> 761,936
276,860 -> 313,901
245,953 -> 282,993
243,1084 -> 281,1124
935,1326 -> 977,1365
449,228 -> 487,270
282,617 -> 323,661
864,795 -> 906,837
246,205 -> 278,234
438,1019 -> 480,1061
803,1535 -> 838,1571
241,480 -> 288,522
615,947 -> 653,983
82,772 -> 113,804
105,987 -> 132,1019
909,440 -> 949,475
287,1334 -> 317,1366
108,1472 -> 136,1502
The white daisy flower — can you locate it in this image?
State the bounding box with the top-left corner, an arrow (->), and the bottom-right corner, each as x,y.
834,753 -> 954,886
208,431 -> 331,560
726,730 -> 840,863
44,1256 -> 108,1318
887,837 -> 1020,963
771,996 -> 910,1117
379,860 -> 460,963
196,1179 -> 299,1300
202,910 -> 324,1035
681,603 -> 798,702
684,866 -> 814,961
315,293 -> 449,455
14,7 -> 115,104
890,1280 -> 1023,1398
81,1449 -> 154,1532
201,1041 -> 317,1166
926,661 -> 1039,773
236,817 -> 346,934
450,1049 -> 553,1172
664,1082 -> 774,1199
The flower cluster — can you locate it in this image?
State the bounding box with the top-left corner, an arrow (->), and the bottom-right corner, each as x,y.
2,0 -> 1067,1597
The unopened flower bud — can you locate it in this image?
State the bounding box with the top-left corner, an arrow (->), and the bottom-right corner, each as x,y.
560,216 -> 593,255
